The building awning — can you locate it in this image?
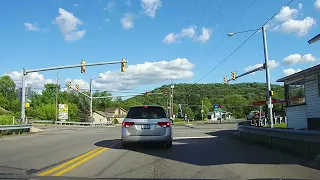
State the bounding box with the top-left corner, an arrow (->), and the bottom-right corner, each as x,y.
277,64 -> 320,83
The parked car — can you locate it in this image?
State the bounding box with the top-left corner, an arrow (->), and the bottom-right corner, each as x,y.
247,111 -> 265,120
121,105 -> 173,148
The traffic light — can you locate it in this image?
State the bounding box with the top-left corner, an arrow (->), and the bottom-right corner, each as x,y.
223,76 -> 228,84
81,60 -> 86,73
67,81 -> 72,89
121,58 -> 127,72
164,89 -> 168,96
231,71 -> 236,80
145,91 -> 149,97
269,90 -> 274,96
75,84 -> 79,91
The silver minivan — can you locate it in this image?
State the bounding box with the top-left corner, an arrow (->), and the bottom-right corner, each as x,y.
121,105 -> 172,148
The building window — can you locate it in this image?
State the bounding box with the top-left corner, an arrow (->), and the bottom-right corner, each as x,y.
317,74 -> 320,96
287,83 -> 306,106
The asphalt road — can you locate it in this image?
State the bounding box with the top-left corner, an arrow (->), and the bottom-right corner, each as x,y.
0,123 -> 319,179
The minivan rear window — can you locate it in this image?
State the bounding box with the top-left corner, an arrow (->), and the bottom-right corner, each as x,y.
126,106 -> 167,119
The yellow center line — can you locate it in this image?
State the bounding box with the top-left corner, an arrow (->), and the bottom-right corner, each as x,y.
37,147 -> 102,176
52,148 -> 108,176
38,139 -> 120,176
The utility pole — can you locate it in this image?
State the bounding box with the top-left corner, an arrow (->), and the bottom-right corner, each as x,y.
201,100 -> 204,121
262,26 -> 274,128
90,79 -> 93,118
89,76 -> 101,118
168,79 -> 175,119
55,72 -> 59,122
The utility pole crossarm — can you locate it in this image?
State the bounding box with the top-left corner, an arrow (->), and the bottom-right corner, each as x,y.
25,60 -> 125,74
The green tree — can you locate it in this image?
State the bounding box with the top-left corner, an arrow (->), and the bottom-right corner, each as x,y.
223,94 -> 248,118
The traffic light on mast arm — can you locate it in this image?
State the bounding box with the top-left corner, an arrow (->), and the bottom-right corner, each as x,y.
75,84 -> 79,91
231,71 -> 236,80
223,76 -> 228,84
67,81 -> 72,89
145,91 -> 149,97
164,89 -> 168,96
81,60 -> 86,73
121,58 -> 127,72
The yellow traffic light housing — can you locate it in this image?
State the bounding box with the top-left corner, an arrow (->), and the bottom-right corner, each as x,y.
223,76 -> 228,84
81,60 -> 86,73
145,91 -> 149,97
67,81 -> 72,89
121,58 -> 127,72
231,71 -> 236,80
269,90 -> 274,96
75,84 -> 79,91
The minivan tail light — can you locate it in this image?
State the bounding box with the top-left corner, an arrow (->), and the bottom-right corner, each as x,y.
122,122 -> 134,127
157,122 -> 171,127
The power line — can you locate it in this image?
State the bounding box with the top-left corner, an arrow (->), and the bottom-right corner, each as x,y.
195,0 -> 295,83
189,0 -> 257,83
187,0 -> 226,60
181,0 -> 198,44
184,0 -> 213,57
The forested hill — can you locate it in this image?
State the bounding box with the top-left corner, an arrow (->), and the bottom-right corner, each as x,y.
122,83 -> 285,119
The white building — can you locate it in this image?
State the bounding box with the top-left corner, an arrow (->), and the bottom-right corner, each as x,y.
277,64 -> 320,130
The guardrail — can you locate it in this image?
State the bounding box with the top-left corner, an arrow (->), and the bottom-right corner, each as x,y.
0,124 -> 32,131
30,120 -> 114,126
238,121 -> 320,143
237,121 -> 320,158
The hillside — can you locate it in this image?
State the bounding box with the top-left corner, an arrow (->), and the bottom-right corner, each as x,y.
121,83 -> 285,119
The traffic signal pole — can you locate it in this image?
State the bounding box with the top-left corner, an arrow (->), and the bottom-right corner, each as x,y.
262,26 -> 274,128
20,59 -> 127,123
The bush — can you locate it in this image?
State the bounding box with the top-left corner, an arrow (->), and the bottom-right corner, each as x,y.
113,118 -> 119,124
0,115 -> 16,125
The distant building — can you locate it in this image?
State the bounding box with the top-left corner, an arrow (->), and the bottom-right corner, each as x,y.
277,64 -> 320,130
92,111 -> 109,124
105,107 -> 127,124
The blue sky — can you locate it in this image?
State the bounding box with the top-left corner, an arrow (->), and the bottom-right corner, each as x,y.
0,0 -> 320,96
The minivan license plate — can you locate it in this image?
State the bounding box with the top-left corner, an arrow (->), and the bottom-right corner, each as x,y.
141,125 -> 150,129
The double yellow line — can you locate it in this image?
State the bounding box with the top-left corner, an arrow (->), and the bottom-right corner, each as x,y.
38,140 -> 120,176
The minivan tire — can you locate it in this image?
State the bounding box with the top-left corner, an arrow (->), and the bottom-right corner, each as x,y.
165,140 -> 172,148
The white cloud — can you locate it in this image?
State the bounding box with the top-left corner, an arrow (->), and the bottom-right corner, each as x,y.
315,0 -> 320,10
298,3 -> 303,11
53,8 -> 86,42
141,0 -> 162,18
121,13 -> 134,29
103,1 -> 115,12
196,27 -> 212,43
283,53 -> 316,65
5,71 -> 53,89
244,60 -> 279,75
278,17 -> 316,36
93,58 -> 194,91
180,26 -> 196,38
275,6 -> 299,21
126,0 -> 131,6
162,33 -> 177,44
283,68 -> 302,76
162,26 -> 212,44
24,23 -> 39,31
73,4 -> 79,8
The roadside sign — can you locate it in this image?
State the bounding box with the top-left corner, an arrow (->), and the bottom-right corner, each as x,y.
58,104 -> 68,120
25,103 -> 30,108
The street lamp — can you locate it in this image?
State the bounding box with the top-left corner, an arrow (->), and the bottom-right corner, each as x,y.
227,26 -> 274,128
90,76 -> 101,118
